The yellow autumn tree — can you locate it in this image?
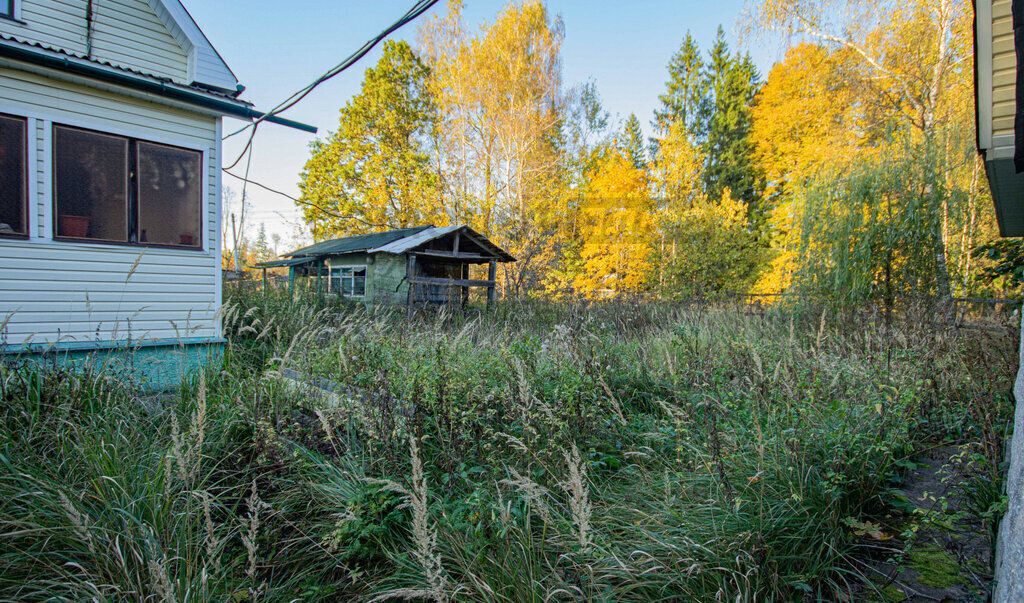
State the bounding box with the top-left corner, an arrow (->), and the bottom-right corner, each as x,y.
748,43 -> 863,294
419,0 -> 566,295
576,149 -> 655,295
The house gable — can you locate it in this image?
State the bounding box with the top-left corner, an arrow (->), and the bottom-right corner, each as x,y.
0,0 -> 237,91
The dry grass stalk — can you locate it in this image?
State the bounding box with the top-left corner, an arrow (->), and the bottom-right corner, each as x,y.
241,480 -> 262,583
145,532 -> 177,603
501,468 -> 552,525
58,491 -> 95,555
367,437 -> 448,602
561,442 -> 592,552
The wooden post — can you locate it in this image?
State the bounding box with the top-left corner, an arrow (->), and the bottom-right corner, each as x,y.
288,266 -> 295,297
406,254 -> 416,316
461,263 -> 469,307
317,260 -> 323,298
262,267 -> 267,297
487,259 -> 497,308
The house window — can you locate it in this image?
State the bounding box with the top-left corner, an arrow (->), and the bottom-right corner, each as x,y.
137,142 -> 201,247
0,114 -> 27,238
54,126 -> 129,242
330,266 -> 366,296
0,1 -> 14,19
53,125 -> 202,248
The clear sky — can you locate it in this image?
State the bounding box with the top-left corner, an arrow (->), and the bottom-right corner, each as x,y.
179,0 -> 781,252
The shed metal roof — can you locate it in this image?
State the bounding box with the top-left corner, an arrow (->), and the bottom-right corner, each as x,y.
282,225 -> 515,262
369,225 -> 515,262
285,226 -> 433,258
252,257 -> 318,268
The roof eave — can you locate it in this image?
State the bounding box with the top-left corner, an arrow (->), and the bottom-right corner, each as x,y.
0,40 -> 317,133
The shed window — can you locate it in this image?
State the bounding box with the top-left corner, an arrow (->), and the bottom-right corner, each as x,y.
0,114 -> 27,238
330,266 -> 366,296
53,125 -> 202,249
0,1 -> 13,19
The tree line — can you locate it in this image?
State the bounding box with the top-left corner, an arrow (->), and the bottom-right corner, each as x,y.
297,0 -> 1008,305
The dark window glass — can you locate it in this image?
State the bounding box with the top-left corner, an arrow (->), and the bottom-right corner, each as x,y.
54,126 -> 128,242
0,114 -> 26,237
353,268 -> 366,296
0,1 -> 13,18
329,268 -> 342,293
137,142 -> 201,247
329,267 -> 366,296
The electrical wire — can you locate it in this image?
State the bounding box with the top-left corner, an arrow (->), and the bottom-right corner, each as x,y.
222,0 -> 440,171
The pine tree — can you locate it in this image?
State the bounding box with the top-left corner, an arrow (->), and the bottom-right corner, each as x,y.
622,113 -> 646,169
254,223 -> 272,262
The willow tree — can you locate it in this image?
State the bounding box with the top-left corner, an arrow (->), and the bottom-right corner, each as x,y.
750,0 -> 982,302
297,40 -> 441,240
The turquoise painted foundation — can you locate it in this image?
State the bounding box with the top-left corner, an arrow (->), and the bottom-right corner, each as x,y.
1,337 -> 225,392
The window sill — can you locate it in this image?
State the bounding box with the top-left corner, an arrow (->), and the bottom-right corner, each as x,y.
0,13 -> 27,25
0,232 -> 29,240
53,236 -> 204,252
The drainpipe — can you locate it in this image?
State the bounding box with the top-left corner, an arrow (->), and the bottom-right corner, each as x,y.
85,0 -> 95,58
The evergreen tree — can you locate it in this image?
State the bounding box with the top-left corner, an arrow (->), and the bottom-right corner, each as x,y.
703,28 -> 764,219
622,113 -> 646,169
254,223 -> 271,262
654,32 -> 710,140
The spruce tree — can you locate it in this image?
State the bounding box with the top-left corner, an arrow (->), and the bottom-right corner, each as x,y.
655,32 -> 710,140
703,29 -> 764,220
622,113 -> 646,169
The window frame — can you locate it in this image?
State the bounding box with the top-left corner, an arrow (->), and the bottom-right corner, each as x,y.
51,123 -> 204,251
0,112 -> 29,240
135,139 -> 204,250
0,1 -> 15,21
329,265 -> 367,298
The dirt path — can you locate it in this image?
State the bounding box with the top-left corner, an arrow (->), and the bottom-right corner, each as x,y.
856,445 -> 994,602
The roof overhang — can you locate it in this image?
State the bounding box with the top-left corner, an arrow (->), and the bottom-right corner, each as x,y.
253,257 -> 320,268
369,225 -> 516,262
0,39 -> 316,133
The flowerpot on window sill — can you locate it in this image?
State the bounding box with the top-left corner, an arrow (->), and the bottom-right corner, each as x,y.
59,214 -> 90,238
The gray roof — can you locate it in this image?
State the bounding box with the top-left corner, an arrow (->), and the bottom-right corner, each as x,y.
252,257 -> 318,269
370,225 -> 515,262
286,226 -> 432,257
283,225 -> 515,262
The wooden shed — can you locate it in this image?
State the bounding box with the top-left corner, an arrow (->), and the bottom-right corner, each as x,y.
256,225 -> 516,307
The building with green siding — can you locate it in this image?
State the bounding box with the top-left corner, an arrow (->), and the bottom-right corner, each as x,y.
255,226 -> 515,307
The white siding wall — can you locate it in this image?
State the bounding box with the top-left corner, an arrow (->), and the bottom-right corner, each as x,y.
0,65 -> 221,347
993,0 -> 1016,142
3,0 -> 189,83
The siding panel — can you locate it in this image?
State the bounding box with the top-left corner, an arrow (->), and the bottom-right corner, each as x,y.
1,0 -> 190,84
0,67 -> 222,347
992,0 -> 1017,140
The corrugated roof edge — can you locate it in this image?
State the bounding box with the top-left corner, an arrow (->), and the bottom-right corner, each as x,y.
370,225 -> 515,262
284,226 -> 434,258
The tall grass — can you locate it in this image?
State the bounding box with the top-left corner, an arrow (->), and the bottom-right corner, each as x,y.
0,284 -> 1015,600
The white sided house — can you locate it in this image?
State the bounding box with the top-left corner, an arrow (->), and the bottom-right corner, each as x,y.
0,0 -> 314,388
977,0 -> 1024,600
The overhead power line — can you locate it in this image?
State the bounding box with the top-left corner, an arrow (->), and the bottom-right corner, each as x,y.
222,0 -> 440,172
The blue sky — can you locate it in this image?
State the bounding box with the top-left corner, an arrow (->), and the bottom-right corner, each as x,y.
179,0 -> 780,250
